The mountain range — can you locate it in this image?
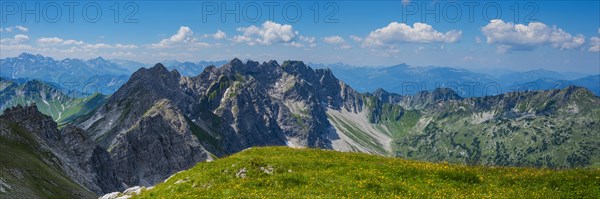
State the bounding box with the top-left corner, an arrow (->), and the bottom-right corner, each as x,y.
0,53 -> 227,95
1,57 -> 599,198
310,62 -> 600,97
2,53 -> 598,98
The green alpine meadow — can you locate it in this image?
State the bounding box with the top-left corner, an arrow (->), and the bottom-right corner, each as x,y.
135,147 -> 600,198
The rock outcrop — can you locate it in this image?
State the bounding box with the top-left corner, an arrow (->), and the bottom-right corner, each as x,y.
0,104 -> 122,198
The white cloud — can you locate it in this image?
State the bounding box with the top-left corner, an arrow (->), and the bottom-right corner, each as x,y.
0,34 -> 29,44
114,44 -> 138,49
151,26 -> 201,48
323,36 -> 345,45
83,43 -> 113,49
233,21 -> 299,46
15,26 -> 28,32
213,30 -> 226,39
0,25 -> 28,33
322,35 -> 351,49
363,22 -> 461,47
481,19 -> 585,52
37,37 -> 63,44
589,37 -> 600,52
37,37 -> 85,46
349,35 -> 363,42
299,36 -> 317,48
0,34 -> 33,53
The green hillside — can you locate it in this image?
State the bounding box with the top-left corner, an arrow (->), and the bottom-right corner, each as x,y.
0,78 -> 107,124
135,147 -> 600,198
362,87 -> 600,168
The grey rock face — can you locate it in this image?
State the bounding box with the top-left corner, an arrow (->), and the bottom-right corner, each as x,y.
0,104 -> 122,195
60,125 -> 123,193
109,99 -> 211,186
77,59 -> 368,189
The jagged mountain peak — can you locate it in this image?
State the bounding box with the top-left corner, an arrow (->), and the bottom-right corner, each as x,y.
266,60 -> 280,67
2,103 -> 45,121
1,103 -> 61,140
18,52 -> 42,59
373,88 -> 389,96
149,63 -> 171,74
282,60 -> 310,72
130,63 -> 177,79
16,52 -> 53,62
229,57 -> 243,65
431,87 -> 462,100
552,85 -> 596,101
1,104 -> 123,195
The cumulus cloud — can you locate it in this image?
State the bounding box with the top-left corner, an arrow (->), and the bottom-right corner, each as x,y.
212,30 -> 227,39
0,25 -> 28,33
0,34 -> 30,44
233,21 -> 301,46
349,35 -> 363,42
590,37 -> 600,52
151,26 -> 208,48
323,36 -> 345,44
589,28 -> 600,52
363,22 -> 461,47
37,37 -> 85,46
481,19 -> 585,53
322,36 -> 351,49
15,26 -> 28,32
299,36 -> 317,48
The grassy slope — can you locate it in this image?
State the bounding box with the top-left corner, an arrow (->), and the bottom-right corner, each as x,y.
0,123 -> 96,198
136,147 -> 600,198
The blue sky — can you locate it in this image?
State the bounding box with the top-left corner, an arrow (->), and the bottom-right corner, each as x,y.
1,0 -> 599,73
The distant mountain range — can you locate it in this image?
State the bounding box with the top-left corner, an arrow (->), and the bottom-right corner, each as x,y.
2,53 -> 598,97
310,62 -> 600,97
0,53 -> 227,95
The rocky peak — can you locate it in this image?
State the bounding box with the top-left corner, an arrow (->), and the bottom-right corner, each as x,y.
222,58 -> 245,71
147,63 -> 171,76
373,88 -> 390,99
2,104 -> 46,122
281,61 -> 312,76
109,63 -> 182,102
1,104 -> 59,140
562,85 -> 591,97
267,60 -> 280,67
430,87 -> 462,101
229,57 -> 244,66
17,52 -> 43,60
1,104 -> 123,194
